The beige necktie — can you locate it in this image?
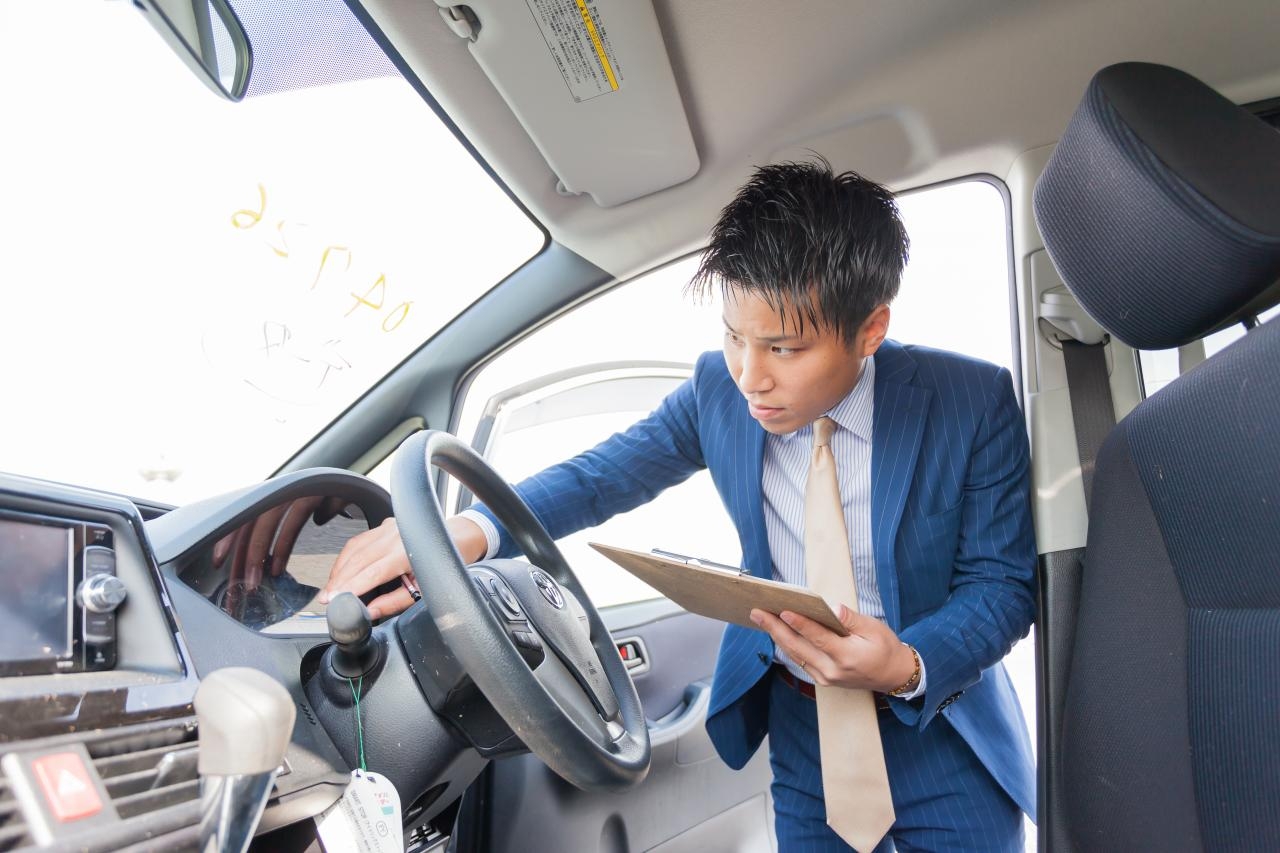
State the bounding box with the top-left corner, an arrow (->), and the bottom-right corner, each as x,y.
804,416 -> 895,851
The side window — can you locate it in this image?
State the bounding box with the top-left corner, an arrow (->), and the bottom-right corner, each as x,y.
1138,305 -> 1280,397
893,180 -> 1016,373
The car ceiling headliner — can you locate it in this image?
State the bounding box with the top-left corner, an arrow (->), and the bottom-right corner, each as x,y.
359,0 -> 1280,280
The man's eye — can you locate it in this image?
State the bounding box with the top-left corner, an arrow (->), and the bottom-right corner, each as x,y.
772,346 -> 795,355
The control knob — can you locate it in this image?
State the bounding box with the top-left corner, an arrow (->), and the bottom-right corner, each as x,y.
78,574 -> 127,613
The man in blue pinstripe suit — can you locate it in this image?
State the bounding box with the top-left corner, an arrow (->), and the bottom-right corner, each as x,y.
327,162 -> 1036,851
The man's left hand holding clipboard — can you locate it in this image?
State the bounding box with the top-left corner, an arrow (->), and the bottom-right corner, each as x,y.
588,543 -> 849,636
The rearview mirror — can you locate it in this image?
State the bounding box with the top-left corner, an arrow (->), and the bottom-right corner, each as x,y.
132,0 -> 253,101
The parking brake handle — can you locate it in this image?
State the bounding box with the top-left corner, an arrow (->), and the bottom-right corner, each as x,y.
194,667 -> 295,853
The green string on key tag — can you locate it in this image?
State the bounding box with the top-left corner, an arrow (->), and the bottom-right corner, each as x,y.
347,675 -> 367,771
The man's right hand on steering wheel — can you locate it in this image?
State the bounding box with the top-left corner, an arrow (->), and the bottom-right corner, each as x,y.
321,514 -> 489,619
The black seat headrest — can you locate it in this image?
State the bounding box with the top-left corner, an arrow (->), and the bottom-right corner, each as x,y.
1034,62 -> 1280,349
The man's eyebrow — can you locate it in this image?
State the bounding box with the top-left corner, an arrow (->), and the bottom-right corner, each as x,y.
721,320 -> 804,344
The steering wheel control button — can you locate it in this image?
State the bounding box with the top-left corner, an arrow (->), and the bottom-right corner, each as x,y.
513,630 -> 542,650
530,569 -> 565,609
489,579 -> 523,618
511,629 -> 545,667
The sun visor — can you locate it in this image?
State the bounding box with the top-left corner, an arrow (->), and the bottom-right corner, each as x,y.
436,0 -> 699,207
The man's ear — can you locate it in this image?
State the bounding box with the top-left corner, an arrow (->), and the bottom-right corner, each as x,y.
856,304 -> 891,358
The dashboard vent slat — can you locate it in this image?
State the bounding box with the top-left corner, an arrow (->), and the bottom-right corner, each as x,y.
93,742 -> 196,778
85,721 -> 197,761
113,779 -> 200,821
97,746 -> 198,799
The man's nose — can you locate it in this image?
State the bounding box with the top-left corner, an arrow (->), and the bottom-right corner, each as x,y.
736,348 -> 773,394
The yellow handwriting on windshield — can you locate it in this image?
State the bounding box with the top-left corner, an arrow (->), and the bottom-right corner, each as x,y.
342,274 -> 414,331
231,184 -> 412,332
311,245 -> 352,291
231,183 -> 289,257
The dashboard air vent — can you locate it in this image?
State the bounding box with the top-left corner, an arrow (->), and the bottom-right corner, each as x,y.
88,718 -> 200,820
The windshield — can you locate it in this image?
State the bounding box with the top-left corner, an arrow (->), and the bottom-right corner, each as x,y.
0,0 -> 543,506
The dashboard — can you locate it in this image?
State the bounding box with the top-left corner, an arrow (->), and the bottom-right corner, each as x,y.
0,469 -> 481,852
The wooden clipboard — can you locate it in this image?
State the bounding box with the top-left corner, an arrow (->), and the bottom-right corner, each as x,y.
589,543 -> 849,636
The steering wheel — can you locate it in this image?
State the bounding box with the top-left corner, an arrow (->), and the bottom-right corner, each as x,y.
390,430 -> 650,790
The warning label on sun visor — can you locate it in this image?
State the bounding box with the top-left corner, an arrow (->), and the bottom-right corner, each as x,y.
527,0 -> 623,102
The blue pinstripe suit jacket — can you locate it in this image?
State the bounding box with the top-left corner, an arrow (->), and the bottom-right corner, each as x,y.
477,340 -> 1037,818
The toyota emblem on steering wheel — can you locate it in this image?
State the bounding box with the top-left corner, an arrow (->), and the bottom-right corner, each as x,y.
530,569 -> 565,609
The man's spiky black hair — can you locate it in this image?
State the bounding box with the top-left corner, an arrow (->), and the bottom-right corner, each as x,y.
689,159 -> 909,344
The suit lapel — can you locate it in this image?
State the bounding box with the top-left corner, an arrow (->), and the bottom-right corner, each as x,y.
871,342 -> 931,630
735,406 -> 770,580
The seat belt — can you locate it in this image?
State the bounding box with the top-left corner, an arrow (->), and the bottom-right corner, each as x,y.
1041,332 -> 1117,853
1060,340 -> 1116,511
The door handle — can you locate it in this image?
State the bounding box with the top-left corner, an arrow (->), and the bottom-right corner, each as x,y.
614,636 -> 649,675
647,681 -> 711,747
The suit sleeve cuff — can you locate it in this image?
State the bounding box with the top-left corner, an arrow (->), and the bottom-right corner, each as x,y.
457,509 -> 500,559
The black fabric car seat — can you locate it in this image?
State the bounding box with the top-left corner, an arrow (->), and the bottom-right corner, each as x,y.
1033,62 -> 1280,852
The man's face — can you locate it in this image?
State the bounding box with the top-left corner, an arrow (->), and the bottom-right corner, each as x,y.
722,288 -> 888,435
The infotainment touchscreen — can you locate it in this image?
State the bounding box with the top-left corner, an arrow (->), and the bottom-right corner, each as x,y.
0,514 -> 73,660
0,517 -> 74,665
0,510 -> 119,676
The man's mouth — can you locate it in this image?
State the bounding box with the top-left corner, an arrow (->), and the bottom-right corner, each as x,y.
748,402 -> 785,420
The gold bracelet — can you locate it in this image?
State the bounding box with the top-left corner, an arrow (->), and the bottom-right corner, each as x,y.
888,644 -> 921,696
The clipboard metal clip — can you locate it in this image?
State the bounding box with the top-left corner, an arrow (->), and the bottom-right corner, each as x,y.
650,549 -> 750,577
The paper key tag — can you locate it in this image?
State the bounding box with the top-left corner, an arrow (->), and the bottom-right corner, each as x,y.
316,769 -> 403,853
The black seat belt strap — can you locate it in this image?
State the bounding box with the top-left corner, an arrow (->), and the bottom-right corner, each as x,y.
1060,340 -> 1116,512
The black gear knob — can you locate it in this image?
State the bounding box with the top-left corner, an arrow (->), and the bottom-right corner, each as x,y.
326,592 -> 379,678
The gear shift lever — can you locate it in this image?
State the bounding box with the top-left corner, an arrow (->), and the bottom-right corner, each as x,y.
195,667 -> 296,853
326,592 -> 380,678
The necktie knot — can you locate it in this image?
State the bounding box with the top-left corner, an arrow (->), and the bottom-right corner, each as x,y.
813,416 -> 836,448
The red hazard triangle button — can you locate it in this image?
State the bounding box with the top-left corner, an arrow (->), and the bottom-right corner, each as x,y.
31,752 -> 102,823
